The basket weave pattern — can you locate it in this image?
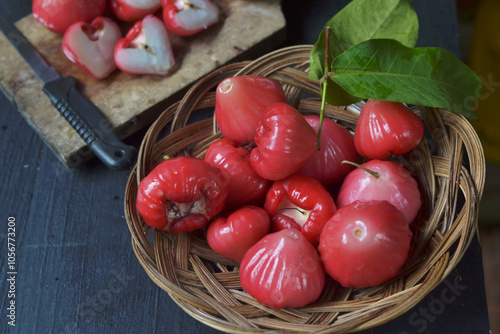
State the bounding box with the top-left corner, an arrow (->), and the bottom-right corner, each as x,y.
124,45 -> 486,333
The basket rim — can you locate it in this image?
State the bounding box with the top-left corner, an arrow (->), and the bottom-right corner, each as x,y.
124,45 -> 486,334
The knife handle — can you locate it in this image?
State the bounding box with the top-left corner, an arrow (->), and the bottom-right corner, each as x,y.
43,77 -> 136,170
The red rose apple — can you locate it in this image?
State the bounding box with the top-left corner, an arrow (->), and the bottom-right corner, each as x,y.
251,102 -> 318,181
33,0 -> 107,34
336,160 -> 421,223
215,75 -> 287,143
207,206 -> 270,263
240,229 -> 325,309
204,138 -> 271,209
264,173 -> 337,246
136,156 -> 229,233
111,0 -> 162,23
162,0 -> 221,36
298,115 -> 359,188
354,99 -> 424,160
63,17 -> 122,79
319,200 -> 412,288
114,15 -> 176,75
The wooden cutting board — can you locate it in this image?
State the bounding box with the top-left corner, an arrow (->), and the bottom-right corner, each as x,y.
0,0 -> 286,167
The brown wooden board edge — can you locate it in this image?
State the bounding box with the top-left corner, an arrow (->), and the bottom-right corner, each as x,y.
0,1 -> 287,169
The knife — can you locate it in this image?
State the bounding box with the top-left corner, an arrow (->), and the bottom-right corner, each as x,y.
0,13 -> 137,170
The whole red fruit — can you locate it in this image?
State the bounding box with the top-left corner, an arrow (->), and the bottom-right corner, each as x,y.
33,0 -> 108,34
204,138 -> 271,209
206,206 -> 270,263
136,156 -> 229,233
336,159 -> 421,223
264,173 -> 337,247
215,75 -> 287,143
250,102 -> 318,181
354,99 -> 424,160
239,229 -> 325,309
318,200 -> 412,288
298,115 -> 358,188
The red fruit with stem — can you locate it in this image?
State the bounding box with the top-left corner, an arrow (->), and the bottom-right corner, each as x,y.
336,159 -> 421,223
298,115 -> 359,188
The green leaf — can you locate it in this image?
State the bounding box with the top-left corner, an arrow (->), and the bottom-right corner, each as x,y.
330,39 -> 483,118
323,78 -> 364,106
309,0 -> 418,82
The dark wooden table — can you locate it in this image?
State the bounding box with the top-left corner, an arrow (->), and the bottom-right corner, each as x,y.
0,1 -> 491,333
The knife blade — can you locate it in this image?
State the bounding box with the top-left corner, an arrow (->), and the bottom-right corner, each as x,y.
0,13 -> 137,171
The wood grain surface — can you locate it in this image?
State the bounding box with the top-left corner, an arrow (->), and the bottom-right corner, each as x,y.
0,1 -> 492,334
0,0 -> 285,167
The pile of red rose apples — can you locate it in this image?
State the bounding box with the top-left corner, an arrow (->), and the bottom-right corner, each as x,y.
136,75 -> 426,309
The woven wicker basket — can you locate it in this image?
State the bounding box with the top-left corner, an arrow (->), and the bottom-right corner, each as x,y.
124,45 -> 486,333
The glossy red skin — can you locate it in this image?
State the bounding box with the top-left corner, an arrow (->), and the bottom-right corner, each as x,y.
62,17 -> 121,80
162,0 -> 220,36
206,206 -> 270,263
136,156 -> 229,233
265,173 -> 337,246
251,103 -> 318,181
239,229 -> 325,309
111,0 -> 162,22
204,138 -> 271,209
318,200 -> 412,288
215,75 -> 287,143
354,99 -> 425,160
336,160 -> 421,223
33,0 -> 107,34
298,116 -> 359,188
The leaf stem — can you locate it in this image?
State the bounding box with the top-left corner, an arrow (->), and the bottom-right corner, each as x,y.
341,160 -> 380,179
319,81 -> 327,151
318,27 -> 331,151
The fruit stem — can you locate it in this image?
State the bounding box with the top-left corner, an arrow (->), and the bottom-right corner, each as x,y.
277,207 -> 306,215
318,27 -> 331,151
341,160 -> 379,179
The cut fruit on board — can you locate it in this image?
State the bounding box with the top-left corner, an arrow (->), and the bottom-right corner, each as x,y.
0,0 -> 286,168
